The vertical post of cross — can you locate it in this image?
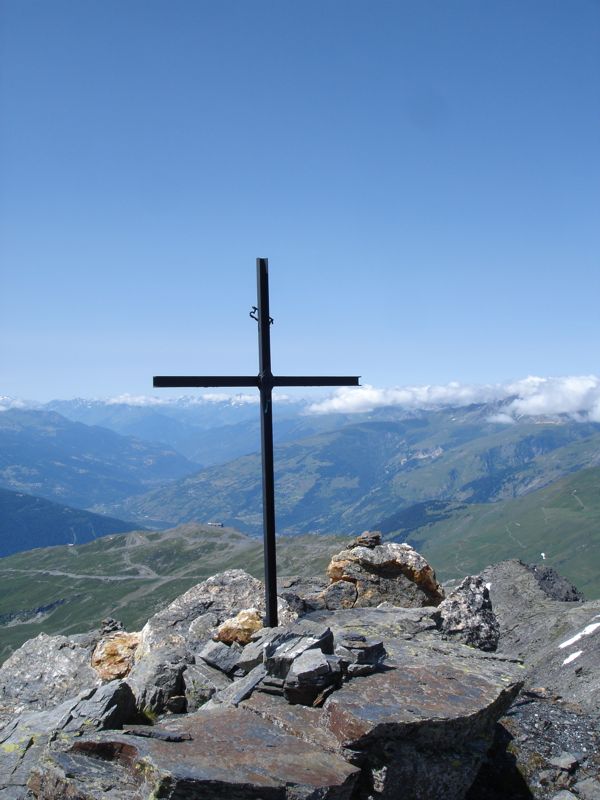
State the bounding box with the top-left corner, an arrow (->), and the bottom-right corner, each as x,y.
256,258 -> 278,627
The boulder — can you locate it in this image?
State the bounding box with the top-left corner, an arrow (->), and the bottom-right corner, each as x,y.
326,540 -> 445,608
91,631 -> 141,682
0,633 -> 101,718
277,575 -> 328,612
214,607 -> 263,645
433,575 -> 500,651
324,579 -> 358,609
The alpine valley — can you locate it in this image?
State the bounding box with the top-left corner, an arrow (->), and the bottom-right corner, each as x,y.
0,396 -> 599,640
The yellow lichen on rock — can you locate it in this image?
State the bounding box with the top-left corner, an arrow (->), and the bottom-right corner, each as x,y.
214,608 -> 263,645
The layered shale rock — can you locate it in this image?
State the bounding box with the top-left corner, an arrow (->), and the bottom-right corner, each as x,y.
481,560 -> 600,712
23,605 -> 522,800
28,707 -> 361,800
6,539 -> 597,800
127,569 -> 297,714
0,632 -> 101,719
0,681 -> 136,799
471,560 -> 600,799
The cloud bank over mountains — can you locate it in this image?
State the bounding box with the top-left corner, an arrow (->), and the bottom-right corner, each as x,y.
3,376 -> 600,423
307,375 -> 600,422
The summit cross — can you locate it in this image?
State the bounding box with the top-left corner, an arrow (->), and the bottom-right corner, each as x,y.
154,258 -> 360,627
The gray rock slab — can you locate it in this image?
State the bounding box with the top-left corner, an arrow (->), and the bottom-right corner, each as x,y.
29,707 -> 360,800
0,682 -> 135,798
210,664 -> 267,707
241,691 -> 340,752
198,639 -> 242,674
482,560 -> 600,712
574,778 -> 600,800
182,661 -> 231,710
323,662 -> 520,800
305,605 -> 440,644
0,633 -> 100,716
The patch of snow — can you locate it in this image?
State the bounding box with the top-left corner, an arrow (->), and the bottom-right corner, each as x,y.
562,650 -> 583,666
559,622 -> 600,649
485,582 -> 492,590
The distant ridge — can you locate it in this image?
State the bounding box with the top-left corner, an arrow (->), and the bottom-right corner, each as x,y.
0,487 -> 144,557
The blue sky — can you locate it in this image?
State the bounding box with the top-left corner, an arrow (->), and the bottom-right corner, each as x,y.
1,0 -> 598,401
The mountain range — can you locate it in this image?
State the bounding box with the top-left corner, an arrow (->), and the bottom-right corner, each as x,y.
106,405 -> 600,536
0,408 -> 197,509
1,397 -> 599,607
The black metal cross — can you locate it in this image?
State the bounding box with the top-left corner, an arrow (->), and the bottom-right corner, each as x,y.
154,258 -> 360,627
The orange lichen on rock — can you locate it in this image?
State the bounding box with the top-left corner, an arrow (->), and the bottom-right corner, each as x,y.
214,608 -> 264,645
325,533 -> 444,608
91,632 -> 141,681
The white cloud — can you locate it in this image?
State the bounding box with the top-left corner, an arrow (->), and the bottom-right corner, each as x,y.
0,396 -> 31,412
307,375 -> 600,422
105,392 -> 262,407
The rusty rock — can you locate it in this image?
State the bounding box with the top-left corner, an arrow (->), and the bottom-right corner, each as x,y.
326,541 -> 445,608
214,607 -> 263,645
91,631 -> 141,681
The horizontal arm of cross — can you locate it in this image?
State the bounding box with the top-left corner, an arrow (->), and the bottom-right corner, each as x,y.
272,376 -> 360,387
154,375 -> 360,389
153,376 -> 258,388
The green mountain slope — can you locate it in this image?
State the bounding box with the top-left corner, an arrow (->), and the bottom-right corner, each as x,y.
110,409 -> 600,536
0,525 -> 346,662
0,488 -> 143,557
384,467 -> 600,598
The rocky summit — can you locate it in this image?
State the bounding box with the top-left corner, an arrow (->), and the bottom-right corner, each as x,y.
0,534 -> 598,800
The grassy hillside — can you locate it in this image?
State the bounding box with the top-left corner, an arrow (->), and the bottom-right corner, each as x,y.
0,525 -> 346,662
386,467 -> 600,599
109,411 -> 600,536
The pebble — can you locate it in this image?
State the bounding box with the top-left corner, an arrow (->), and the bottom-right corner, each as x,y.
549,752 -> 579,772
574,778 -> 600,800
